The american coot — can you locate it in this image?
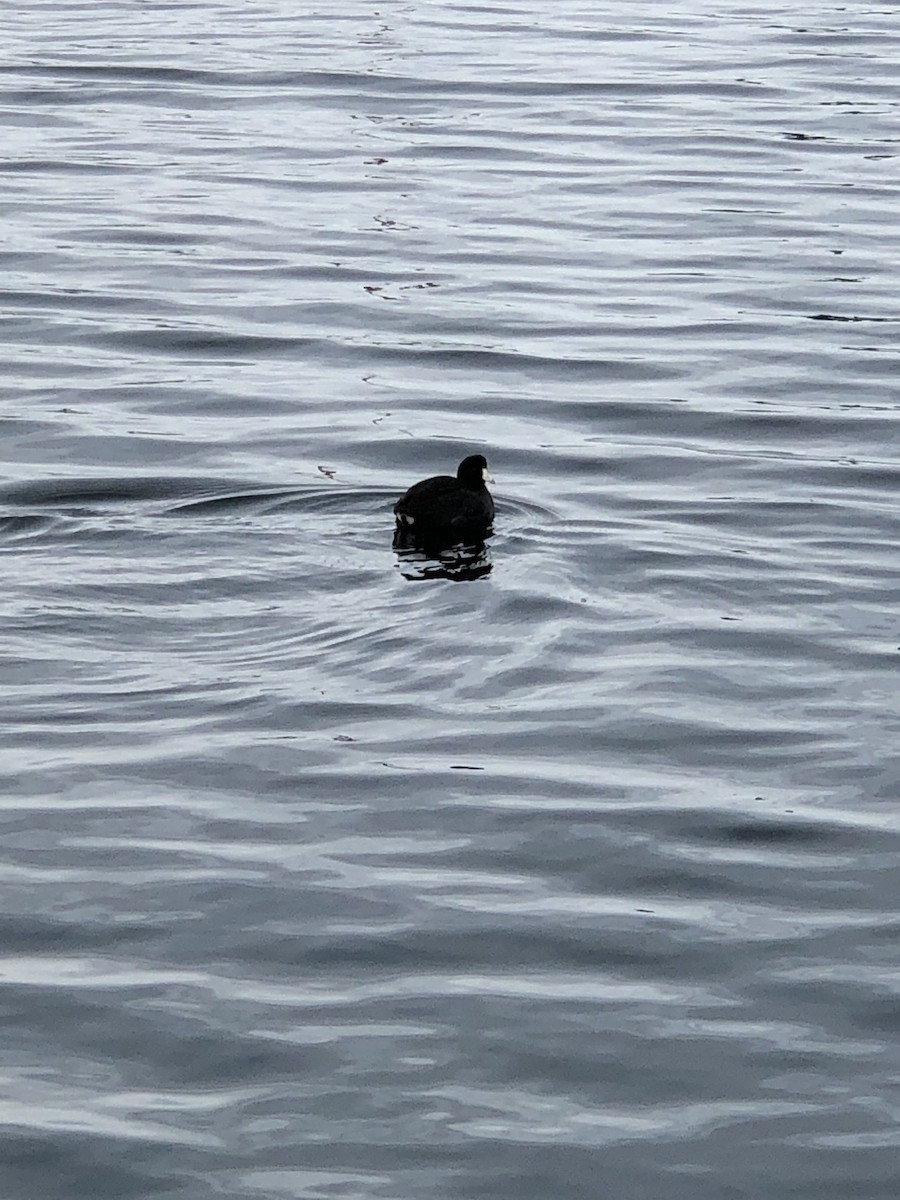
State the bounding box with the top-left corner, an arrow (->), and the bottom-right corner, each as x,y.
394,454 -> 495,538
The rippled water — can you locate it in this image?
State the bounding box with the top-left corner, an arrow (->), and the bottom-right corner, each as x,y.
3,2 -> 900,1197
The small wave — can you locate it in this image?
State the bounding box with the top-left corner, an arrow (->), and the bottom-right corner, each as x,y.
0,476 -> 242,508
0,513 -> 60,543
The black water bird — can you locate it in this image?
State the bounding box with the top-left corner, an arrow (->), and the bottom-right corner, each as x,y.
393,454 -> 494,540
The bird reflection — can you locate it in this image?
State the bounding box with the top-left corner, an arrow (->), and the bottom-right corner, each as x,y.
392,523 -> 493,582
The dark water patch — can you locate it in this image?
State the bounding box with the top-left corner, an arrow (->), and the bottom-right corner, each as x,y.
147,392 -> 305,417
78,227 -> 211,248
2,63 -> 786,100
4,64 -> 242,85
269,261 -> 426,284
0,476 -> 247,508
0,288 -> 158,314
0,513 -> 62,543
0,1133 -> 181,1200
0,157 -> 142,174
373,346 -> 682,380
675,811 -> 888,851
86,329 -> 319,357
0,913 -> 159,954
722,819 -> 877,849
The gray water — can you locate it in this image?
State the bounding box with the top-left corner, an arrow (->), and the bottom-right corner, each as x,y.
3,2 -> 900,1197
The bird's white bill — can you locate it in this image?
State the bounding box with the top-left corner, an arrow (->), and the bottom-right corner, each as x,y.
483,468 -> 495,482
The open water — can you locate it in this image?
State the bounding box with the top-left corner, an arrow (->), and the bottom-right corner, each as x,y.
2,2 -> 900,1198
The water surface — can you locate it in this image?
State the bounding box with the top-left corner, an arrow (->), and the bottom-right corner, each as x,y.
2,3 -> 900,1198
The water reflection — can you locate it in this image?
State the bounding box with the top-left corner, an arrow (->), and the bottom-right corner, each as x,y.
392,524 -> 493,582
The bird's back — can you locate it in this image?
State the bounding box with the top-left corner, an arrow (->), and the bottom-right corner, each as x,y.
394,473 -> 493,529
